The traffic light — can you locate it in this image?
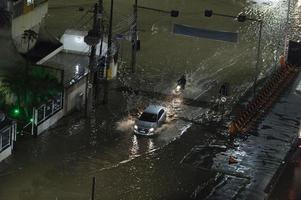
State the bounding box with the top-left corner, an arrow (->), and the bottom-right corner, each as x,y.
237,13 -> 246,22
170,10 -> 179,17
204,9 -> 213,17
136,39 -> 141,51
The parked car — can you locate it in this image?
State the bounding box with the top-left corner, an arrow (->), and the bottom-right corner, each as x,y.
134,105 -> 167,136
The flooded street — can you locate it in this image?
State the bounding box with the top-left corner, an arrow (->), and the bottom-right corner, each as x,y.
0,0 -> 300,199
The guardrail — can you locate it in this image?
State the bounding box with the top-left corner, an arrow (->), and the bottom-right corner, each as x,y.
228,64 -> 299,136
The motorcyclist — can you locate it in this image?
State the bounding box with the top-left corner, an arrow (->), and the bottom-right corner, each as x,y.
177,74 -> 186,89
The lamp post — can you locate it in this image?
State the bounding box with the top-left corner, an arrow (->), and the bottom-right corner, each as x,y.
130,3 -> 179,73
204,9 -> 263,97
131,0 -> 138,73
84,3 -> 101,116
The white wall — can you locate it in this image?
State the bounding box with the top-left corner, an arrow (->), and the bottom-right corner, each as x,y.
0,146 -> 12,163
60,30 -> 108,56
36,75 -> 87,135
64,75 -> 87,113
11,2 -> 48,52
11,2 -> 48,38
37,109 -> 64,135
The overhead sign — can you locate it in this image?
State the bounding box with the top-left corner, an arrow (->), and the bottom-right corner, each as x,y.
173,24 -> 238,43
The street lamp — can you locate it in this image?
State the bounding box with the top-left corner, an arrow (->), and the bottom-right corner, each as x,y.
204,9 -> 263,97
131,1 -> 179,73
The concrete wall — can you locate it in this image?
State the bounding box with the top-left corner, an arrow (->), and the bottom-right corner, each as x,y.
11,1 -> 48,53
0,10 -> 25,72
36,75 -> 87,135
0,146 -> 12,162
36,108 -> 64,135
64,75 -> 87,114
36,46 -> 63,65
0,123 -> 15,163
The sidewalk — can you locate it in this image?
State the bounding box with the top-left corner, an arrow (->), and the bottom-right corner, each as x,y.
270,147 -> 301,199
206,71 -> 301,199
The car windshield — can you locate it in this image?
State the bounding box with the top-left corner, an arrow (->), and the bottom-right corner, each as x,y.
139,112 -> 157,122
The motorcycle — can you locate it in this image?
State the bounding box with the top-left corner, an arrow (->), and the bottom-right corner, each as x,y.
175,84 -> 183,94
173,79 -> 186,95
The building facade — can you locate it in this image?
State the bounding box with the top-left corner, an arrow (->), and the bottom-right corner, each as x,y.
0,116 -> 17,163
0,0 -> 48,53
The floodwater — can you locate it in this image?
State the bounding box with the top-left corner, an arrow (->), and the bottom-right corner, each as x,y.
0,0 -> 299,199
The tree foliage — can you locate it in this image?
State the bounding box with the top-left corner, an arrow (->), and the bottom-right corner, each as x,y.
0,66 -> 62,119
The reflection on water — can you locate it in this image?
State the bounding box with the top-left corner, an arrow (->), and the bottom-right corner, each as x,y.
129,135 -> 139,158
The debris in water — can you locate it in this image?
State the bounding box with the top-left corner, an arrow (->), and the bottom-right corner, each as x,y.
228,155 -> 238,164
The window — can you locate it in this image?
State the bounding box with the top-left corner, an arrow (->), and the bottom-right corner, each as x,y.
0,128 -> 10,151
139,112 -> 157,122
158,109 -> 164,119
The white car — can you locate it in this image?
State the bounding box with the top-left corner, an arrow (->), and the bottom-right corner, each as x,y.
134,105 -> 167,136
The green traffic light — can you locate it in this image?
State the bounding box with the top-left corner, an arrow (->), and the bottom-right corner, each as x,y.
30,118 -> 33,122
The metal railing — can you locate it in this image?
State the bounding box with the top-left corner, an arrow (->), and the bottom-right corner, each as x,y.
0,121 -> 16,153
33,92 -> 63,126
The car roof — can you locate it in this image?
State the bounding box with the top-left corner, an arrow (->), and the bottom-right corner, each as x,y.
143,105 -> 165,114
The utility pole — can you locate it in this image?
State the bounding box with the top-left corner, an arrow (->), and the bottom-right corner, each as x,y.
98,0 -> 104,59
131,0 -> 138,73
84,3 -> 101,116
91,177 -> 96,200
284,0 -> 291,56
94,0 -> 104,103
129,3 -> 178,73
103,0 -> 114,104
98,0 -> 104,58
253,20 -> 263,97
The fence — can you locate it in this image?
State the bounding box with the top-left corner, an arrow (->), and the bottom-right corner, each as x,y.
228,64 -> 299,136
0,120 -> 16,153
31,92 -> 63,135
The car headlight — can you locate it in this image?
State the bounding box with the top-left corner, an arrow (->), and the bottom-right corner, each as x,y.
149,128 -> 154,132
134,125 -> 138,130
